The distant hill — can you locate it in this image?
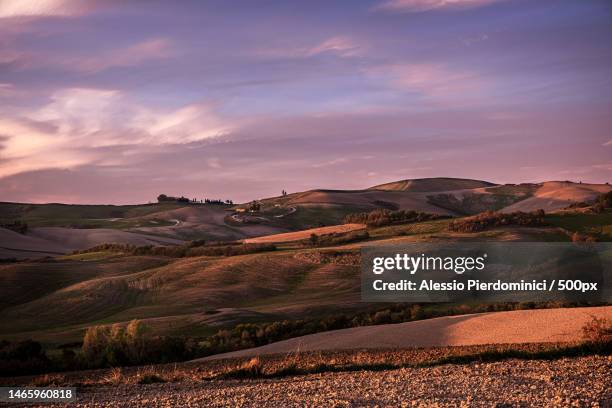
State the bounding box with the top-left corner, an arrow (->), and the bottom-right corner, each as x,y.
1,178 -> 610,259
369,177 -> 496,192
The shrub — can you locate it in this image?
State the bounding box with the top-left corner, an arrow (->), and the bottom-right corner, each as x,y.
138,373 -> 165,384
0,220 -> 28,234
74,242 -> 276,258
344,209 -> 446,227
596,190 -> 612,208
0,339 -> 50,376
81,320 -> 194,368
306,230 -> 369,247
571,232 -> 598,242
448,210 -> 546,233
582,316 -> 611,346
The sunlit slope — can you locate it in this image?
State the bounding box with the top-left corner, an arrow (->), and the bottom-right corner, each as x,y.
501,181 -> 611,212
369,177 -> 496,192
201,306 -> 612,360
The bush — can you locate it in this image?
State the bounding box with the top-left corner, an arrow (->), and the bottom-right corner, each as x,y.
81,320 -> 194,368
306,230 -> 369,247
582,316 -> 611,346
596,190 -> 612,208
74,242 -> 276,258
344,209 -> 446,227
571,232 -> 598,242
0,339 -> 50,376
1,220 -> 28,234
448,210 -> 546,233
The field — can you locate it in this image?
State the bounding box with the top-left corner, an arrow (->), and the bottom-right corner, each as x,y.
0,204 -> 608,346
243,223 -> 365,243
0,177 -> 610,404
202,306 -> 612,359
546,209 -> 612,240
3,346 -> 610,406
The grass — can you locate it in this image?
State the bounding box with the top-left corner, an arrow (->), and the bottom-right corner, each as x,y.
1,210 -> 610,352
11,340 -> 609,387
546,209 -> 612,240
271,205 -> 367,230
215,341 -> 611,380
0,202 -> 186,229
369,219 -> 451,238
426,192 -> 530,215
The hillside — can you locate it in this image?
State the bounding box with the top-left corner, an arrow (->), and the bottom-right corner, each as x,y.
1,206 -> 607,345
201,306 -> 612,360
1,179 -> 609,260
369,177 -> 496,192
501,181 -> 611,213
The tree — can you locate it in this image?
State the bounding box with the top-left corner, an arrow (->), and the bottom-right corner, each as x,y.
248,201 -> 261,212
157,194 -> 168,203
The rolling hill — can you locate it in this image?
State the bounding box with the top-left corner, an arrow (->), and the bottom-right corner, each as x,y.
369,177 -> 496,192
200,306 -> 612,360
1,205 -> 609,345
0,178 -> 609,260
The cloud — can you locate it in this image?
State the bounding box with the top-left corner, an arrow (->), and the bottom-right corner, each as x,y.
72,38 -> 173,73
603,140 -> 612,147
366,63 -> 487,105
375,0 -> 501,13
592,163 -> 612,171
254,36 -> 362,59
3,38 -> 173,73
0,87 -> 231,178
0,0 -> 91,18
307,37 -> 362,57
311,157 -> 348,168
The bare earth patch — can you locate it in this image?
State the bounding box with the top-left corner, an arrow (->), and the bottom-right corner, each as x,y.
29,356 -> 612,407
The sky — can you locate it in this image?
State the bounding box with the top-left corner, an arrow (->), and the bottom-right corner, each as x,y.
1,0 -> 611,204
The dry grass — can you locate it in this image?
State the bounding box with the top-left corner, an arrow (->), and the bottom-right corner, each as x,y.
582,315 -> 612,344
11,339 -> 610,388
103,367 -> 125,385
244,224 -> 365,244
29,373 -> 65,387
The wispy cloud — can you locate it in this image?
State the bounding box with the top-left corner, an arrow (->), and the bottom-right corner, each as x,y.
307,37 -> 362,57
0,0 -> 91,18
254,36 -> 362,59
592,163 -> 612,171
73,38 -> 173,73
603,140 -> 612,147
0,87 -> 231,178
366,63 -> 487,105
311,157 -> 348,168
3,38 -> 173,73
375,0 -> 502,13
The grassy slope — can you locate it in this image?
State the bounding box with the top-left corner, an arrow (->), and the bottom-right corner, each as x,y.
546,209 -> 612,240
0,202 -> 184,229
1,208 -> 599,346
0,199 -> 609,348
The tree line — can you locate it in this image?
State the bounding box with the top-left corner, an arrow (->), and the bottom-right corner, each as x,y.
157,194 -> 233,205
344,209 -> 447,227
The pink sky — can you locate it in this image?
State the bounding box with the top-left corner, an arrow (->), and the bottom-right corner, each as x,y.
0,0 -> 611,204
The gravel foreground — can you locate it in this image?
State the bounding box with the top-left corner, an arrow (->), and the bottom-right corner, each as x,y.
23,356 -> 611,407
